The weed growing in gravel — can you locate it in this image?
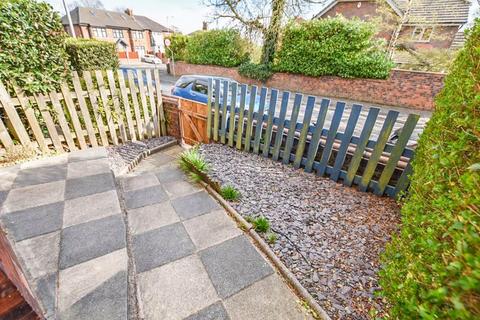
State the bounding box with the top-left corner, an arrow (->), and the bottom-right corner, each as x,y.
179,147 -> 209,182
252,216 -> 270,233
266,232 -> 278,244
220,185 -> 240,201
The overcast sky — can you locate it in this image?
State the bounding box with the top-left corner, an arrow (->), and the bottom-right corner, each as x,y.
44,0 -> 479,35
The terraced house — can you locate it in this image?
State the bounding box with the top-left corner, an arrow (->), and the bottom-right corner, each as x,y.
61,7 -> 173,60
315,0 -> 472,65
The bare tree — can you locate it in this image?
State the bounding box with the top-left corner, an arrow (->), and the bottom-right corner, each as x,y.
204,0 -> 327,65
68,0 -> 105,10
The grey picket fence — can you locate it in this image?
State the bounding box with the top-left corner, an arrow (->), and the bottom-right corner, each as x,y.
205,79 -> 420,198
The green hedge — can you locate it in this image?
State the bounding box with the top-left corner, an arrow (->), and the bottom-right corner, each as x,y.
274,17 -> 394,79
379,20 -> 480,319
238,62 -> 273,82
0,0 -> 69,94
66,38 -> 119,72
185,29 -> 249,67
165,33 -> 189,61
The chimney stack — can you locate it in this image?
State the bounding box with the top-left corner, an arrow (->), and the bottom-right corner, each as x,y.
202,21 -> 208,31
125,8 -> 133,16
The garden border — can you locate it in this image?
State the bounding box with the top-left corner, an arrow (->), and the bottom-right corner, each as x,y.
201,182 -> 331,320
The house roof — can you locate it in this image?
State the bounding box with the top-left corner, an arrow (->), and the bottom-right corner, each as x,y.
314,0 -> 471,25
62,7 -> 172,32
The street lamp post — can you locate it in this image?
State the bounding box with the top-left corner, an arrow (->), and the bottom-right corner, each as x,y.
62,0 -> 76,38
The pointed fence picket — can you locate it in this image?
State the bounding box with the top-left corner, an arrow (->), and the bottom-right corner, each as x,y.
205,78 -> 420,198
0,68 -> 167,154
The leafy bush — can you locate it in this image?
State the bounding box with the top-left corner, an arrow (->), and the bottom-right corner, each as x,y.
274,17 -> 394,79
66,38 -> 119,72
238,62 -> 273,82
185,29 -> 249,67
165,33 -> 189,61
220,185 -> 241,201
0,0 -> 69,94
379,20 -> 480,319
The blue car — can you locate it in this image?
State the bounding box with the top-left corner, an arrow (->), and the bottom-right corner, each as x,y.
119,67 -> 156,86
172,75 -> 262,113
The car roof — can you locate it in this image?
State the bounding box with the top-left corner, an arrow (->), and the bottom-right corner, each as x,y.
178,75 -> 234,83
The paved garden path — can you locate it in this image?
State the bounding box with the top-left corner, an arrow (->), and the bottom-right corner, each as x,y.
0,145 -> 312,320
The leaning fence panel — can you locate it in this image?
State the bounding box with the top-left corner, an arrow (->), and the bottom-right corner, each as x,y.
207,81 -> 419,198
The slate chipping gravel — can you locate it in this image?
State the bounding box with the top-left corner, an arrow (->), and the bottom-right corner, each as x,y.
106,136 -> 175,175
199,143 -> 401,320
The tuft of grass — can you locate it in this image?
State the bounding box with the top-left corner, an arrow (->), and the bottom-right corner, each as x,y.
178,147 -> 209,184
266,232 -> 278,244
220,185 -> 241,201
252,216 -> 270,233
0,145 -> 36,166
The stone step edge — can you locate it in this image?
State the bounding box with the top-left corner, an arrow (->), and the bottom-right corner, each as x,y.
200,181 -> 331,320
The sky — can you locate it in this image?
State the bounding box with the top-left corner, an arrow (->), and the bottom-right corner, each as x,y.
44,0 -> 479,35
44,0 -> 324,34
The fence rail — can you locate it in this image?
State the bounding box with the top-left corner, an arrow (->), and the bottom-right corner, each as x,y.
0,69 -> 167,154
206,79 -> 419,198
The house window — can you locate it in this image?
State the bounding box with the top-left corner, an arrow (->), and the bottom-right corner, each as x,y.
92,27 -> 107,38
113,29 -> 124,38
135,46 -> 146,57
411,26 -> 434,42
132,30 -> 144,39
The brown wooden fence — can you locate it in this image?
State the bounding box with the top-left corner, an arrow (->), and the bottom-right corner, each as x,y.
0,69 -> 167,154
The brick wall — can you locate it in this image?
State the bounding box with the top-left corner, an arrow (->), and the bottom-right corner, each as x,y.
174,62 -> 445,111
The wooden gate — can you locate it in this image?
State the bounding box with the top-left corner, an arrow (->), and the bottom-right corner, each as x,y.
178,98 -> 209,145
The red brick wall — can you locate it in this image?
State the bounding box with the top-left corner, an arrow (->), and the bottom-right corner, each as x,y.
174,62 -> 445,111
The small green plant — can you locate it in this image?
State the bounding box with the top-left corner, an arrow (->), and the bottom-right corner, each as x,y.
252,216 -> 270,233
178,147 -> 209,182
266,232 -> 278,244
238,62 -> 273,82
220,185 -> 241,201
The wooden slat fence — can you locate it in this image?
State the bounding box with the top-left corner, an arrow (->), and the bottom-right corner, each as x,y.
206,79 -> 420,198
0,68 -> 167,154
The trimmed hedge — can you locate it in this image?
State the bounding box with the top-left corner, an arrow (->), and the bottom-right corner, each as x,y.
0,0 -> 69,94
238,62 -> 273,82
274,17 -> 394,79
379,20 -> 480,319
66,38 -> 119,72
185,29 -> 249,67
165,33 -> 189,61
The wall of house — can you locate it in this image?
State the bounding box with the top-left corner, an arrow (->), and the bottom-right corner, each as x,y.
320,1 -> 396,42
399,25 -> 459,49
174,62 -> 445,111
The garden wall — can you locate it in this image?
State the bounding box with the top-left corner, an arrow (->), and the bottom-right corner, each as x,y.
174,62 -> 445,111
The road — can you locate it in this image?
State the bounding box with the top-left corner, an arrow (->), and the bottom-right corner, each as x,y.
122,63 -> 431,146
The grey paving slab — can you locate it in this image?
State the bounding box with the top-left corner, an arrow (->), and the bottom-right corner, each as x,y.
184,302 -> 230,320
163,145 -> 183,156
138,254 -> 218,320
155,165 -> 186,183
1,202 -> 63,241
183,210 -> 242,250
171,191 -> 221,220
68,147 -> 108,162
132,222 -> 195,273
127,201 -> 179,235
163,179 -> 200,199
34,273 -> 57,318
59,271 -> 127,320
199,235 -> 273,299
20,154 -> 68,169
124,185 -> 168,209
59,215 -> 126,269
0,165 -> 19,191
143,153 -> 175,166
58,249 -> 127,315
67,158 -> 111,179
63,190 -> 121,228
0,190 -> 7,207
15,231 -> 60,280
64,172 -> 115,200
12,164 -> 67,188
1,180 -> 65,214
121,173 -> 160,192
224,274 -> 313,320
